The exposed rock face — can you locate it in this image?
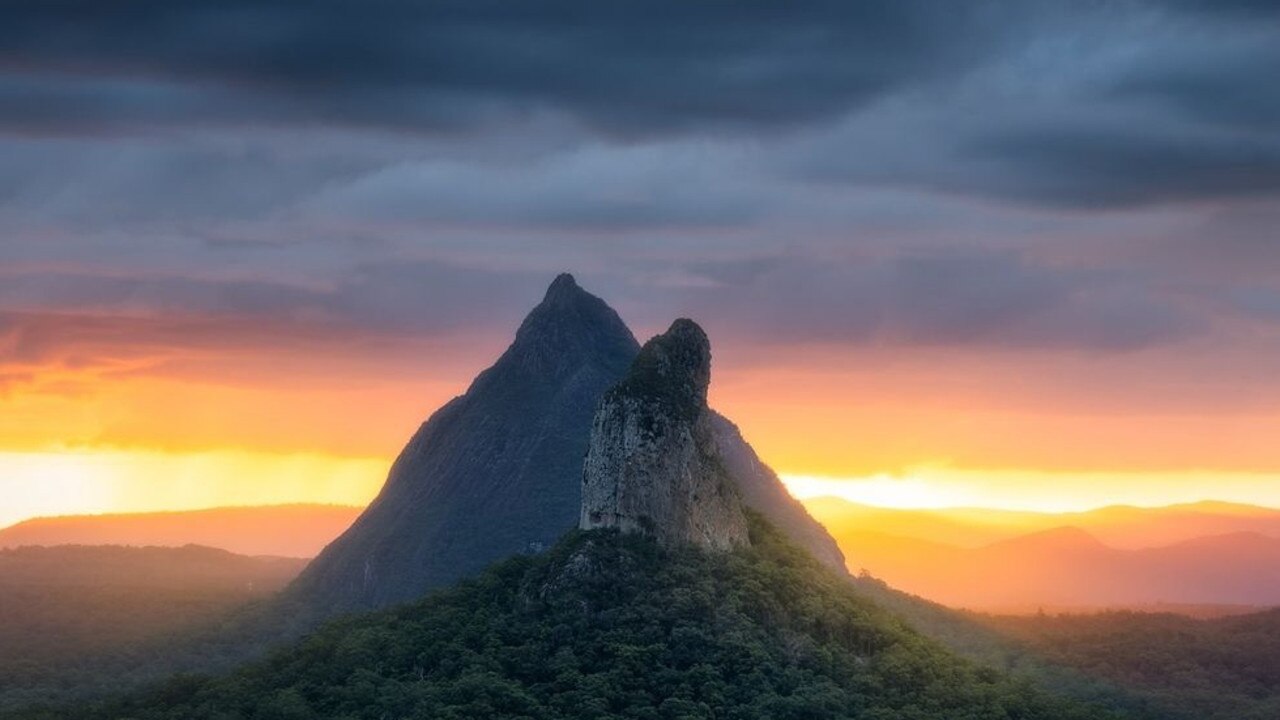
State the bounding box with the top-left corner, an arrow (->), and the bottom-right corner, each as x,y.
288,275 -> 844,616
288,274 -> 640,612
580,319 -> 751,550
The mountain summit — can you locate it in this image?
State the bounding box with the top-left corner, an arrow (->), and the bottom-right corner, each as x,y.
288,274 -> 639,612
581,319 -> 751,549
289,273 -> 842,614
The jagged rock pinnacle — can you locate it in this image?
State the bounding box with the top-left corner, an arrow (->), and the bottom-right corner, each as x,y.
612,318 -> 711,413
580,319 -> 751,550
543,272 -> 581,301
497,273 -> 638,382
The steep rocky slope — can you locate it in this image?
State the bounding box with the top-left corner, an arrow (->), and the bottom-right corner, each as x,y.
580,317 -> 845,569
580,319 -> 750,550
287,274 -> 640,612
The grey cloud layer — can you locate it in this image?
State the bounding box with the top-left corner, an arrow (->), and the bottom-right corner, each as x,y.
1,0 -> 1278,371
1,0 -> 991,137
3,0 -> 1278,210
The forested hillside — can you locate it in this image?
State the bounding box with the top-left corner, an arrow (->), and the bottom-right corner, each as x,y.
20,518 -> 1121,720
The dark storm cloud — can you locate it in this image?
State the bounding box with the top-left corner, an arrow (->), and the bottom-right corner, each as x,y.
0,0 -> 999,138
3,0 -> 1278,210
770,0 -> 1280,209
1,0 -> 1278,369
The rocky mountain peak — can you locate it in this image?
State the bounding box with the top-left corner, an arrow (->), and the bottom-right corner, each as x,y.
612,318 -> 711,413
543,272 -> 583,303
286,273 -> 639,612
580,319 -> 751,550
482,273 -> 638,386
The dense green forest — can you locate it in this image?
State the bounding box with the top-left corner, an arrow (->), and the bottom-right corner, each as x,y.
0,545 -> 307,713
15,518 -> 1120,720
973,609 -> 1280,720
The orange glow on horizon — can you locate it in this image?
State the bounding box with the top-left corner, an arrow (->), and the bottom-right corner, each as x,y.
779,470 -> 1280,514
4,319 -> 1280,527
3,446 -> 1279,531
0,448 -> 386,529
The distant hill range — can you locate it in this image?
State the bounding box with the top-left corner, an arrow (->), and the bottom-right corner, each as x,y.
0,504 -> 363,558
803,497 -> 1280,550
806,497 -> 1280,610
6,496 -> 1279,612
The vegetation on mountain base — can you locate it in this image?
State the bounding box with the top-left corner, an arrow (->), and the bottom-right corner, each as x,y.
24,516 -> 1120,720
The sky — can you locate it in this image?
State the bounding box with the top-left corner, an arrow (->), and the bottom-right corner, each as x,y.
3,0 -> 1280,526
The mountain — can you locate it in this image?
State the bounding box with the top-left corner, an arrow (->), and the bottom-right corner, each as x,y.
286,274 -> 641,613
1070,502 -> 1280,549
5,312 -> 1130,719
834,525 -> 1280,610
581,319 -> 751,549
56,519 -> 1115,720
0,505 -> 362,558
288,276 -> 842,614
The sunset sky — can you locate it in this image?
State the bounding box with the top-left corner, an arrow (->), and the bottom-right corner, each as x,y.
4,1 -> 1280,527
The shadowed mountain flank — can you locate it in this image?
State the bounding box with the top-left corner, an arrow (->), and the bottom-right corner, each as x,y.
287,274 -> 640,612
289,275 -> 843,614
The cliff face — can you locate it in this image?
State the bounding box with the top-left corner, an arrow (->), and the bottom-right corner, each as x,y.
290,275 -> 844,616
580,319 -> 750,550
288,274 -> 640,612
